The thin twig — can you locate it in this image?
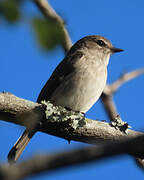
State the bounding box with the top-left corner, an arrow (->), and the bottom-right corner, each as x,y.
107,69 -> 144,94
34,0 -> 72,52
101,68 -> 144,121
101,93 -> 117,120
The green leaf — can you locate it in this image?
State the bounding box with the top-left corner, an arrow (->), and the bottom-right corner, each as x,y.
0,0 -> 22,22
32,18 -> 64,51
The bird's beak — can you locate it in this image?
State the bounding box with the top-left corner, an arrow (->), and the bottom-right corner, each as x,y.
110,47 -> 124,53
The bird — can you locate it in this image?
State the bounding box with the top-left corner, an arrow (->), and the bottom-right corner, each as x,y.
7,35 -> 123,163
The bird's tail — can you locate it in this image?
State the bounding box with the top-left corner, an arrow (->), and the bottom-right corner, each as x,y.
7,129 -> 36,163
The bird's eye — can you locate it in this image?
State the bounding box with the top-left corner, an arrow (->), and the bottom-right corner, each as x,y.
97,40 -> 106,47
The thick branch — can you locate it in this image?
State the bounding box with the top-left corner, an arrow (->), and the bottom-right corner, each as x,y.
34,0 -> 72,52
0,92 -> 143,145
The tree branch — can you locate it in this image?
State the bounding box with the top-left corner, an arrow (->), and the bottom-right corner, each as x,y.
105,69 -> 144,94
34,0 -> 72,53
1,133 -> 144,180
101,69 -> 144,121
0,92 -> 143,145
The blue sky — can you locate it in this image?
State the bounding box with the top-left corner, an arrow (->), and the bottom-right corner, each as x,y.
0,0 -> 144,179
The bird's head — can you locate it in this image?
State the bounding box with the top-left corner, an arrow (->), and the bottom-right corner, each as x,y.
67,35 -> 123,66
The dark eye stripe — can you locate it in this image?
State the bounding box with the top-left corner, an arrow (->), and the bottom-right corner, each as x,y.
97,40 -> 106,47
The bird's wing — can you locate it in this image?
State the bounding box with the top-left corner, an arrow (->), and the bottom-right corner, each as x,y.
37,51 -> 84,103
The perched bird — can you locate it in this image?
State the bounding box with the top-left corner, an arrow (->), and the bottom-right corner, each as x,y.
8,35 -> 123,162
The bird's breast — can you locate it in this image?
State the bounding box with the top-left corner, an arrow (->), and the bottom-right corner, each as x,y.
50,64 -> 107,113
